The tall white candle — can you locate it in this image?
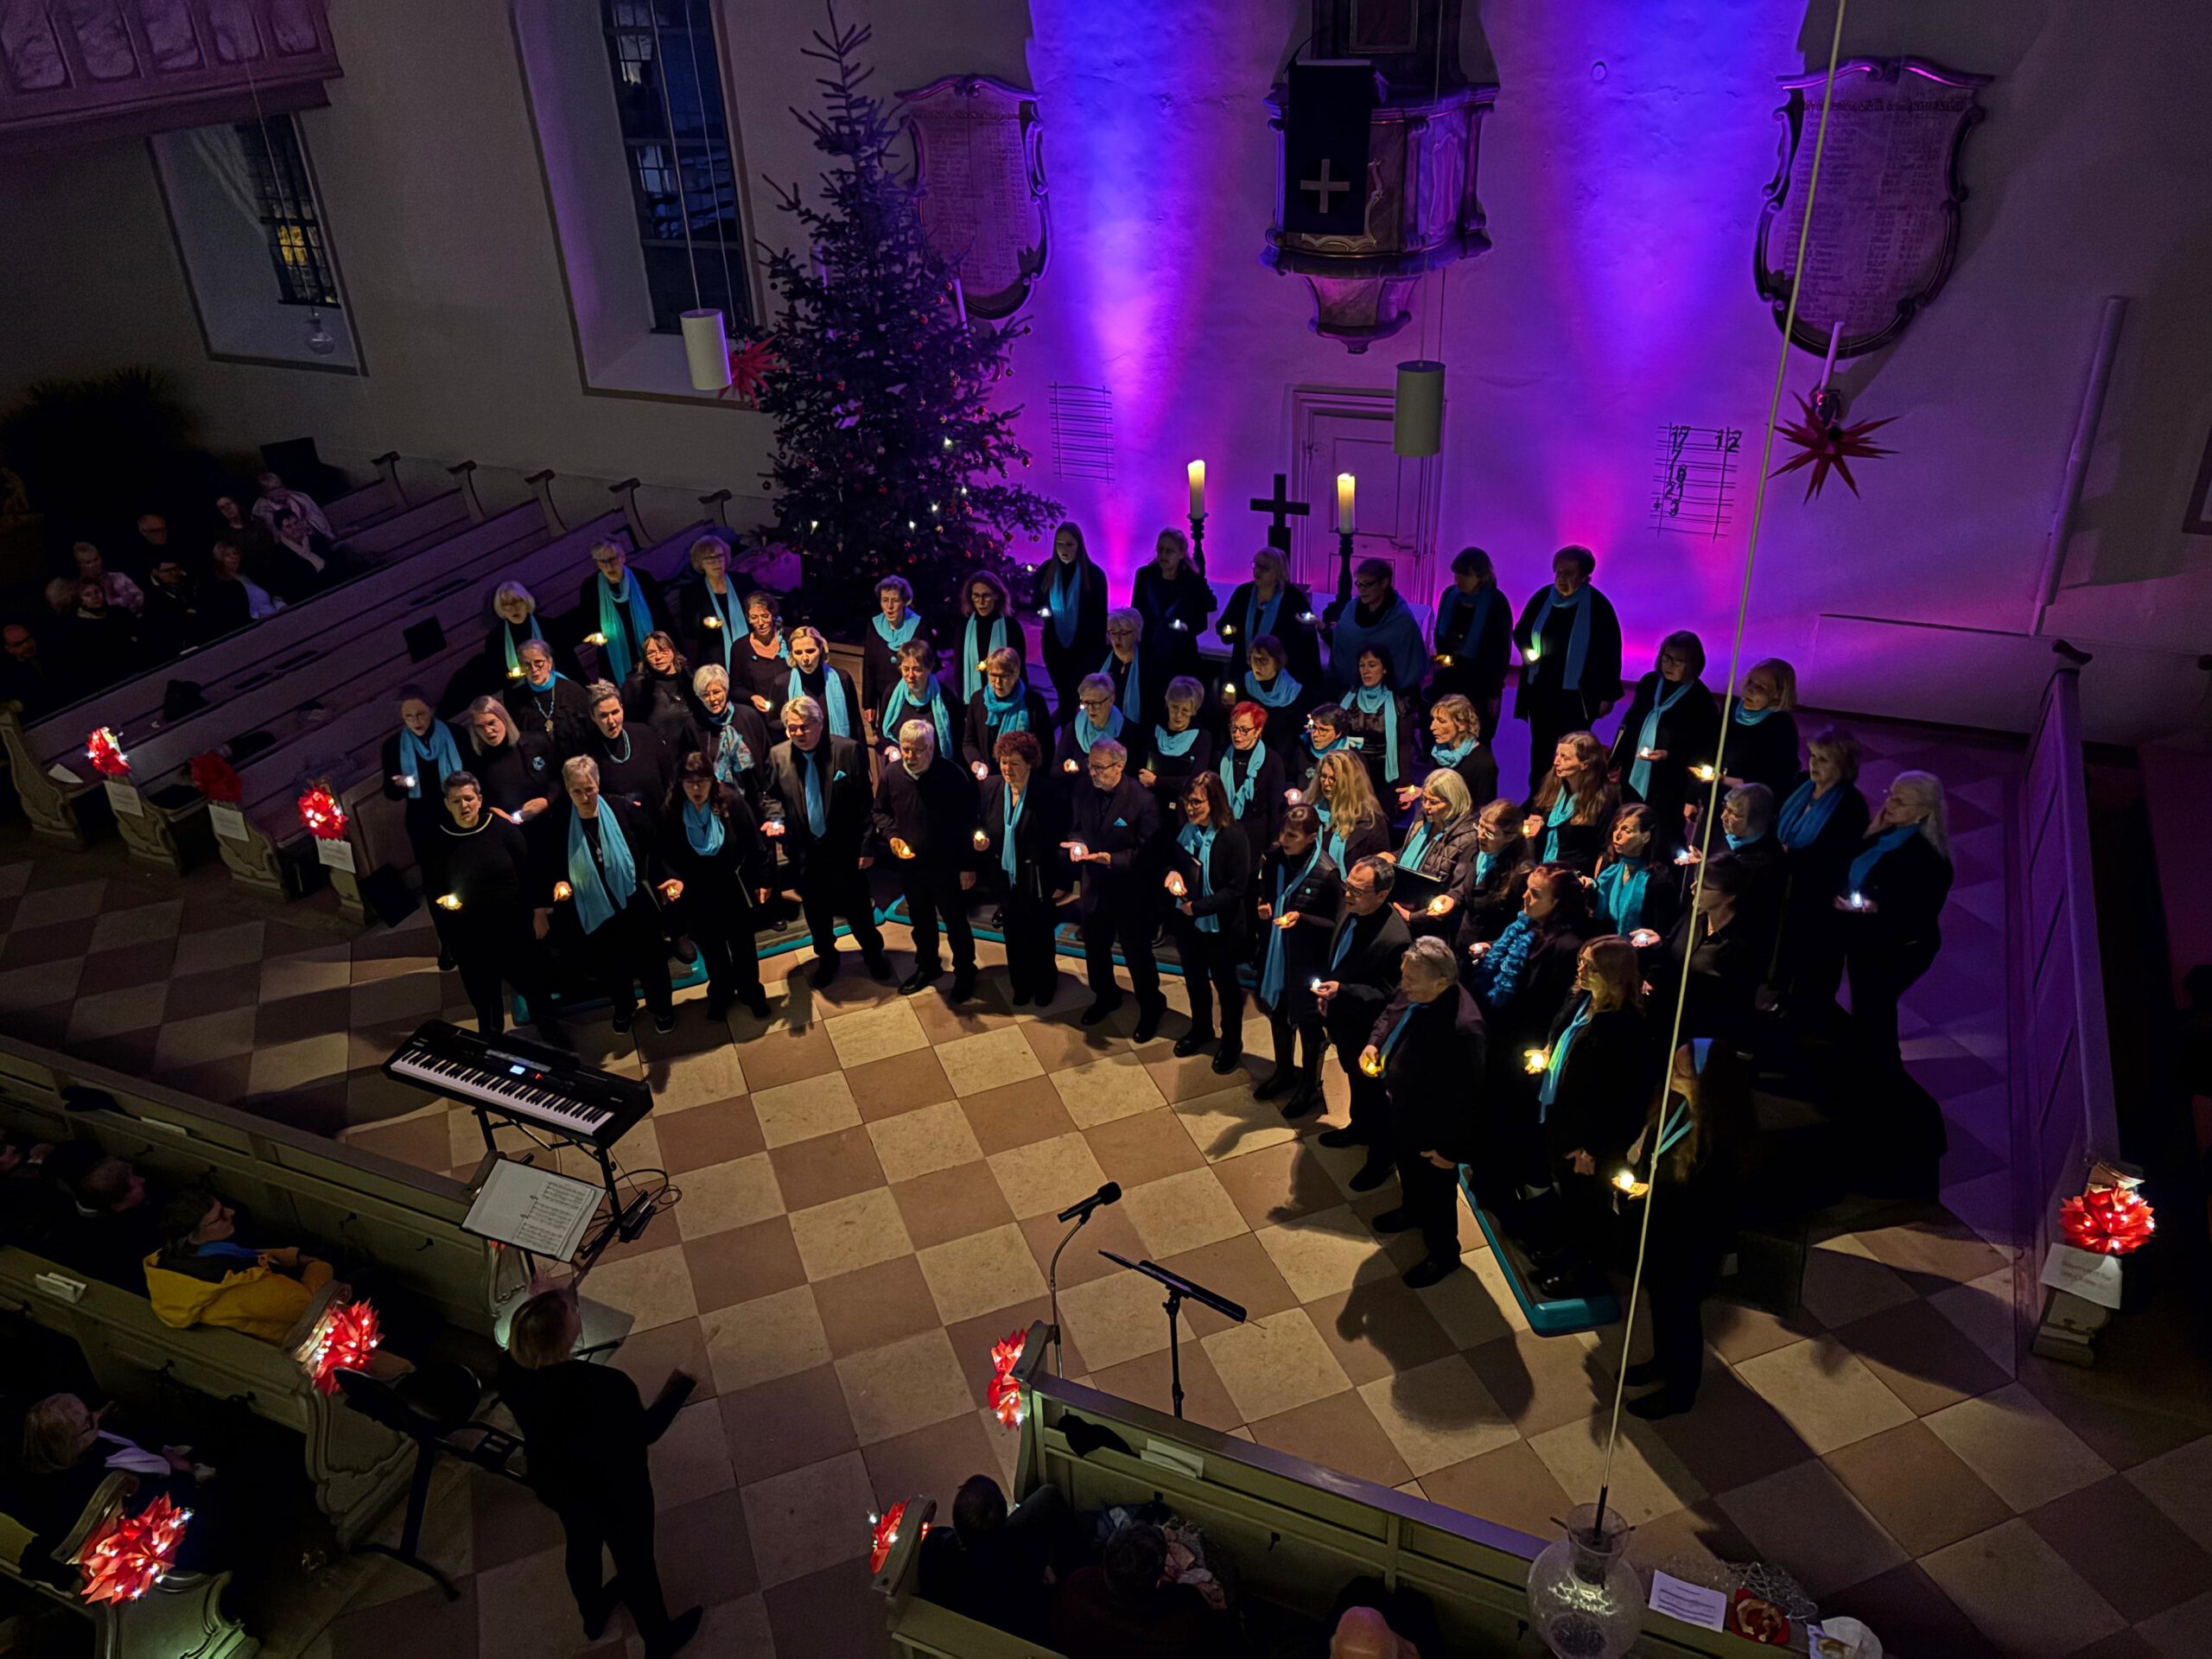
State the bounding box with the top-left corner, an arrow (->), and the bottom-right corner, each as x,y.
1336,473 -> 1356,534
1187,461 -> 1205,519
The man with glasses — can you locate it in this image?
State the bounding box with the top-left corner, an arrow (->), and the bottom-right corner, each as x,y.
1511,545 -> 1624,791
1064,739 -> 1167,1040
765,696 -> 893,988
1312,856 -> 1413,1190
871,720 -> 981,1001
1326,558 -> 1427,696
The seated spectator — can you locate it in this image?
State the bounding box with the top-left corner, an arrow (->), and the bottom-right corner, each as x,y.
269,507 -> 336,588
1052,1521 -> 1225,1659
917,1474 -> 1056,1640
71,542 -> 144,614
64,577 -> 141,685
0,1133 -> 66,1246
139,558 -> 214,658
252,470 -> 332,540
49,1155 -> 162,1290
16,1393 -> 225,1580
143,1188 -> 338,1345
204,539 -> 284,628
42,576 -> 79,621
130,512 -> 192,572
0,622 -> 67,718
211,491 -> 276,561
1324,1575 -> 1440,1658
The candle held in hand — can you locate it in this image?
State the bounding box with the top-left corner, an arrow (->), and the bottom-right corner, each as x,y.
1691,764 -> 1718,782
1164,872 -> 1186,898
702,615 -> 722,629
1612,1168 -> 1639,1194
890,837 -> 913,860
1523,1047 -> 1549,1075
584,631 -> 607,646
1038,605 -> 1052,619
1064,759 -> 1078,773
1358,1050 -> 1383,1077
1274,913 -> 1294,929
506,666 -> 524,679
435,893 -> 462,912
552,881 -> 573,902
1427,895 -> 1451,915
1067,841 -> 1089,861
972,828 -> 989,849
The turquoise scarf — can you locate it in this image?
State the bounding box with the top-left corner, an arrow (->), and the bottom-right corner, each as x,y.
1249,669 -> 1303,709
1257,847 -> 1320,1007
594,570 -> 655,684
566,806 -> 638,934
1537,996 -> 1592,1118
683,798 -> 724,856
1223,740 -> 1268,819
698,582 -> 735,667
1046,563 -> 1080,649
1436,586 -> 1497,659
1101,648 -> 1141,721
884,677 -> 955,755
1845,824 -> 1917,896
1176,823 -> 1220,933
398,722 -> 462,800
872,610 -> 921,652
791,664 -> 855,737
1541,787 -> 1576,863
982,678 -> 1033,737
1529,586 -> 1591,692
1400,819 -> 1433,871
962,613 -> 1010,705
500,615 -> 545,677
1431,735 -> 1476,769
1630,677 -> 1694,798
1594,856 -> 1649,931
1350,685 -> 1401,780
1152,723 -> 1199,759
701,705 -> 754,784
798,746 -> 828,836
1241,584 -> 1284,651
999,785 -> 1025,883
1777,779 -> 1841,850
1074,705 -> 1125,753
1732,701 -> 1777,727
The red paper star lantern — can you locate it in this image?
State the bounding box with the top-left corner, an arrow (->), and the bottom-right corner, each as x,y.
301,1299 -> 383,1393
868,1501 -> 908,1573
2059,1185 -> 2155,1255
986,1328 -> 1027,1429
190,752 -> 243,804
85,727 -> 129,777
297,782 -> 347,841
1770,392 -> 1897,500
75,1493 -> 190,1604
721,336 -> 781,407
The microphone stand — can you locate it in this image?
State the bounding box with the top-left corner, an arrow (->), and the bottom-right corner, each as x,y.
1046,1208 -> 1096,1376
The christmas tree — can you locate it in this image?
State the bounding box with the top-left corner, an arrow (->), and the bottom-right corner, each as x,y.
756,6 -> 1060,624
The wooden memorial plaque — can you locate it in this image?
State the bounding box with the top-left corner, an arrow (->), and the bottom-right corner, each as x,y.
1756,57 -> 1989,359
898,74 -> 1049,320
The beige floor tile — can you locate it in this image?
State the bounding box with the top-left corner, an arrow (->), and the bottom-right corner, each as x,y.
2137,1586 -> 2212,1659
788,1187 -> 914,1281
823,1000 -> 931,1069
1118,1166 -> 1247,1259
1448,1246 -> 1531,1338
1357,1355 -> 1520,1477
867,1099 -> 984,1184
152,1007 -> 258,1069
1524,1412 -> 1706,1527
1022,1016 -> 1128,1072
261,945 -> 353,1000
739,1451 -> 878,1589
585,1243 -> 700,1332
1052,1052 -> 1167,1128
1172,1084 -> 1302,1162
1922,1519 -> 2128,1658
470,1541 -> 591,1657
67,981 -> 168,1041
1203,1308 -> 1355,1423
647,1399 -> 737,1512
2126,1436 -> 2212,1553
0,959 -> 83,1012
651,1042 -> 749,1111
1254,1207 -> 1400,1304
1926,1267 -> 2019,1378
988,1132 -> 1109,1220
915,1223 -> 1049,1325
936,1025 -> 1046,1095
171,920 -> 264,976
1799,1242 -> 1921,1328
1712,1458 -> 1909,1599
703,1285 -> 830,1393
347,969 -> 444,1028
752,1070 -> 862,1147
673,1153 -> 786,1241
87,899 -> 184,951
1732,1334 -> 1916,1455
836,1328 -> 977,1445
1057,1265 -> 1176,1371
245,1033 -> 350,1094
1923,1382 -> 2114,1511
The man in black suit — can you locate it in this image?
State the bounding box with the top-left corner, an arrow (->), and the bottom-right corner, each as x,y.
48,1154 -> 164,1291
1363,935 -> 1487,1287
1313,856 -> 1414,1189
1064,737 -> 1167,1041
582,681 -> 677,828
765,695 -> 892,988
874,718 -> 981,1001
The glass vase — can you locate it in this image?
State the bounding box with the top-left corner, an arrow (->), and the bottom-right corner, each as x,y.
1526,1503 -> 1642,1659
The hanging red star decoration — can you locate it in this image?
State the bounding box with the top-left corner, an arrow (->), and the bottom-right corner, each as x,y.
721,336 -> 781,407
85,727 -> 129,777
986,1328 -> 1027,1429
189,752 -> 242,804
2059,1185 -> 2155,1255
297,781 -> 347,841
75,1493 -> 191,1604
300,1299 -> 383,1393
1770,392 -> 1897,500
868,1501 -> 909,1573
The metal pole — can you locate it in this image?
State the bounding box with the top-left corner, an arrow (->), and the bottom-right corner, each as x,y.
2031,296 -> 2128,635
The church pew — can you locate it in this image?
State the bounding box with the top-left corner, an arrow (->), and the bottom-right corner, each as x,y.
0,461 -> 484,851
874,1321 -> 1758,1657
322,472 -> 474,560
323,449 -> 407,539
103,493 -> 559,874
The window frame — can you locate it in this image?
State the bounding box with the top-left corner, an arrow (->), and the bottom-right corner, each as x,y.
234,112 -> 341,308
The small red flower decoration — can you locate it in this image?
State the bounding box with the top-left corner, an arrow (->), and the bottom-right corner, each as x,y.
1729,1589 -> 1790,1646
2059,1185 -> 2155,1255
987,1328 -> 1027,1430
868,1501 -> 908,1573
302,1299 -> 382,1393
76,1493 -> 190,1604
297,782 -> 347,841
721,336 -> 781,407
85,727 -> 129,777
190,752 -> 243,803
1770,392 -> 1897,500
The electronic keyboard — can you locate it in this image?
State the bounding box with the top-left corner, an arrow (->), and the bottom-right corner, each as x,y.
383,1020 -> 651,1149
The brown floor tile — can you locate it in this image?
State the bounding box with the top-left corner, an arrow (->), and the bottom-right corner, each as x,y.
1618,1497 -> 1758,1583
720,1363 -> 860,1485
1419,1439 -> 1574,1541
2020,1357 -> 2212,1473
961,1074 -> 1078,1153
156,1053 -> 254,1103
2024,1475 -> 2212,1623
0,918 -> 96,968
1249,1389 -> 1413,1490
739,1021 -> 842,1090
254,985 -> 351,1045
1854,1209 -> 2011,1289
467,1461 -> 568,1573
1822,1420 -> 2013,1556
893,1160 -> 1017,1251
327,1579 -> 481,1659
944,1297 -> 1078,1411
1143,1049 -> 1257,1104
861,1408 -> 1006,1514
1210,1138 -> 1349,1230
1463,1330 -> 1614,1437
346,1111 -> 454,1173
1300,1277 -> 1458,1386
1021,1014 -> 1127,1074
1016,1203 -> 1147,1288
1713,1459 -> 1909,1599
911,983 -> 1017,1046
655,1484 -> 759,1608
1644,1365 -> 1816,1496
81,937 -> 176,989
1832,1296 -> 2013,1416
1153,1233 -> 1300,1339
814,1255 -> 944,1358
606,1315 -> 713,1402
657,1096 -> 766,1173
769,1122 -> 887,1211
1087,1342 -> 1243,1434
2063,1631 -> 2164,1659
1703,1300 -> 1823,1363
1084,1108 -> 1206,1187
845,1048 -> 956,1120
1922,1518 -> 2130,1657
684,1217 -> 809,1314
762,1557 -> 897,1659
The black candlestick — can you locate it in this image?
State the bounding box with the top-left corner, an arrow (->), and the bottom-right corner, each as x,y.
1322,528 -> 1356,629
1187,512 -> 1207,578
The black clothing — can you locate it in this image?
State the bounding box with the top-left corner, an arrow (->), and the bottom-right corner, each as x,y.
1832,833 -> 1954,1166
0,652 -> 66,720
1719,703 -> 1801,800
689,702 -> 774,804
1510,584 -> 1624,789
422,812 -> 552,1036
1320,907 -> 1412,1141
917,1522 -> 1052,1643
1130,563 -> 1215,680
1165,824 -> 1253,1044
663,796 -> 771,1009
1218,741 -> 1289,867
465,732 -> 559,821
1099,647 -> 1160,734
1522,785 -> 1618,875
1399,813 -> 1481,938
505,674 -> 597,757
1651,909 -> 1761,1054
1428,583 -> 1514,709
139,576 -> 215,658
1341,687 -> 1423,798
621,665 -> 697,752
1218,579 -> 1322,687
873,756 -> 982,976
978,777 -> 1071,1002
1133,726 -> 1215,828
1027,559 -> 1109,708
1452,840 -> 1533,945
784,663 -> 861,744
543,797 -> 675,1022
586,724 -> 678,827
382,721 -> 469,856
1067,775 -> 1166,1011
672,576 -> 743,673
1258,850 -> 1342,1092
1438,738 -> 1502,817
1772,779 -> 1872,1006
1241,673 -> 1317,735
1370,987 -> 1487,1265
733,636 -> 791,720
1608,672 -> 1721,826
574,568 -> 664,678
963,686 -> 1053,774
763,735 -> 886,966
1722,833 -> 1787,968
858,617 -> 937,729
49,1201 -> 164,1291
1539,997 -> 1649,1197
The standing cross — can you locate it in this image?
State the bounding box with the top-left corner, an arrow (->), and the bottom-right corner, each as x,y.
1300,159 -> 1351,213
1249,473 -> 1312,555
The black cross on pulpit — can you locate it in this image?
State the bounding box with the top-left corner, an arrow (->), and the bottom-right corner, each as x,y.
1249,474 -> 1312,555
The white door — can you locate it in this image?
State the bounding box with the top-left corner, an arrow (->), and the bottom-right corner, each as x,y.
1297,404 -> 1434,607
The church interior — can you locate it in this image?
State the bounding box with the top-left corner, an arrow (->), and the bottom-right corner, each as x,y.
0,1 -> 2209,1656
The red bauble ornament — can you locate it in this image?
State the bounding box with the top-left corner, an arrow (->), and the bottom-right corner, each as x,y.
2059,1185 -> 2155,1255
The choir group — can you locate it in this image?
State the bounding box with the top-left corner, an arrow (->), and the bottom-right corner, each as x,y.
395,524 -> 1954,1421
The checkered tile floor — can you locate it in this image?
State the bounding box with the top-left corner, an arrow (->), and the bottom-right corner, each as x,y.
4,716 -> 2210,1659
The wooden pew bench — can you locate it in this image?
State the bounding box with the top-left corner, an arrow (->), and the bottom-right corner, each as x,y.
323,451 -> 408,541
0,461 -> 485,852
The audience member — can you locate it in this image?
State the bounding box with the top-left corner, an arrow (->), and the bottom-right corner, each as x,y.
1051,1520 -> 1224,1659
49,1155 -> 162,1290
917,1473 -> 1057,1642
144,1189 -> 338,1344
71,543 -> 144,613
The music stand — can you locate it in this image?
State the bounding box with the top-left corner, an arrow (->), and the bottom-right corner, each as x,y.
1098,1251 -> 1247,1420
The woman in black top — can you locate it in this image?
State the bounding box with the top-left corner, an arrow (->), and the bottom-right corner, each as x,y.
1130,527 -> 1214,682
687,664 -> 772,804
622,632 -> 696,750
783,626 -> 863,747
1252,804 -> 1342,1116
1165,771 -> 1253,1071
382,688 -> 467,863
950,569 -> 1018,714
1591,803 -> 1678,944
461,697 -> 557,830
1427,545 -> 1513,737
1134,675 -> 1214,825
1719,657 -> 1801,801
1770,726 -> 1872,1014
1523,730 -> 1618,874
499,1282 -> 702,1656
1218,698 -> 1289,868
1218,548 -> 1320,692
1465,862 -> 1595,1135
1412,694 -> 1497,826
506,639 -> 596,757
976,730 -> 1070,1007
662,754 -> 772,1020
1450,798 -> 1535,948
422,771 -> 557,1039
1342,646 -> 1422,806
734,591 -> 790,718
482,580 -> 575,697
963,645 -> 1053,779
1313,750 -> 1392,879
1236,632 -> 1317,734
1393,768 -> 1483,939
672,534 -> 743,672
1649,855 -> 1761,1056
860,575 -> 932,741
1529,935 -> 1649,1294
1608,630 -> 1721,828
1028,522 -> 1108,710
537,757 -> 679,1036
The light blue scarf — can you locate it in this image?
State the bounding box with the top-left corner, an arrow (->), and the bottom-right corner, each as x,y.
1732,701 -> 1778,727
1176,823 -> 1220,933
884,676 -> 955,756
594,570 -> 655,684
1430,735 -> 1476,769
398,721 -> 462,800
1529,585 -> 1592,693
1101,648 -> 1141,722
697,582 -> 735,668
1249,669 -> 1303,709
999,785 -> 1025,884
1777,779 -> 1842,850
1074,705 -> 1125,753
962,613 -> 1010,705
1046,562 -> 1081,649
1350,685 -> 1401,781
1630,677 -> 1694,799
1470,912 -> 1536,1009
982,678 -> 1032,737
683,798 -> 724,856
788,664 -> 855,738
1538,995 -> 1593,1118
1241,585 -> 1284,652
1594,856 -> 1650,931
798,746 -> 829,837
872,610 -> 921,652
1436,586 -> 1498,660
1376,1003 -> 1417,1070
1152,723 -> 1199,759
701,705 -> 754,784
566,805 -> 638,934
1223,740 -> 1268,819
1541,787 -> 1576,863
500,615 -> 545,677
1400,818 -> 1433,872
1257,847 -> 1321,1006
1845,824 -> 1917,897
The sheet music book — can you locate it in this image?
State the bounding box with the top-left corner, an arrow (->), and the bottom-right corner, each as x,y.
463,1156 -> 602,1262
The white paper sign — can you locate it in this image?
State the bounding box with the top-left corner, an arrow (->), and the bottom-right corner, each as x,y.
104,779 -> 143,818
1649,1570 -> 1729,1630
315,835 -> 358,873
2038,1242 -> 2123,1311
208,802 -> 248,842
464,1157 -> 601,1261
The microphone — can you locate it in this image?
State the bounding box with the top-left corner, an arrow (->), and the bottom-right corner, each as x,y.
1057,1182 -> 1122,1224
